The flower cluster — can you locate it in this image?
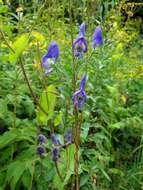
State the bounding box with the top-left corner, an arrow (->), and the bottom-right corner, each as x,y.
51,133 -> 60,161
72,24 -> 103,58
37,134 -> 47,157
41,24 -> 103,73
39,23 -> 103,161
51,131 -> 72,161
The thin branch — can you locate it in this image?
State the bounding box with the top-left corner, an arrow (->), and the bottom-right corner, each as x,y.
55,161 -> 64,182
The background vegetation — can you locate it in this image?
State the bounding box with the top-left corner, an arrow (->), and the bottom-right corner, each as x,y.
0,0 -> 143,189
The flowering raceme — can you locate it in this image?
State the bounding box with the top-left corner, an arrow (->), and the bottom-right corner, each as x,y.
65,129 -> 72,145
37,134 -> 47,156
73,75 -> 87,111
92,26 -> 103,49
51,134 -> 60,161
42,41 -> 59,75
52,147 -> 59,161
73,23 -> 87,58
51,133 -> 60,146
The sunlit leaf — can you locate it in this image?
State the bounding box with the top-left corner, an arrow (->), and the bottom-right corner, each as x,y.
9,33 -> 29,63
37,85 -> 57,124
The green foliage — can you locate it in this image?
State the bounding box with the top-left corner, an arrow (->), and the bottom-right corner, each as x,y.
0,0 -> 143,190
37,85 -> 57,124
9,33 -> 29,64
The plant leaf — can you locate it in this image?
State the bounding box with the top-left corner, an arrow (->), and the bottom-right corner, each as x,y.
37,85 -> 57,124
9,33 -> 29,64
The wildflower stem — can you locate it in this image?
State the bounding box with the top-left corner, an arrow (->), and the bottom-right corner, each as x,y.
68,1 -> 81,189
55,161 -> 64,182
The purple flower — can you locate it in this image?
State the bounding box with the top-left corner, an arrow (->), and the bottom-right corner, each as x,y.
73,75 -> 87,111
51,134 -> 60,146
92,26 -> 103,49
42,41 -> 59,75
38,134 -> 46,144
37,146 -> 46,156
78,23 -> 85,37
52,147 -> 59,161
65,129 -> 72,145
73,23 -> 87,58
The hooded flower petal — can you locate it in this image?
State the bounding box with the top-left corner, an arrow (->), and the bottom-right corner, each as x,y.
37,145 -> 46,156
78,23 -> 85,37
52,147 -> 59,161
92,26 -> 103,49
51,134 -> 60,146
80,74 -> 86,90
38,134 -> 47,144
73,75 -> 87,111
42,41 -> 59,74
73,23 -> 87,58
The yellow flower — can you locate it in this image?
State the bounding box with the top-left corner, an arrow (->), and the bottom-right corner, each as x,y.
34,63 -> 41,70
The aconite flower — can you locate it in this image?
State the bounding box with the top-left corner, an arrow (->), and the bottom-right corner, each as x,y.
38,134 -> 47,144
51,133 -> 60,146
42,41 -> 59,75
37,146 -> 46,156
92,26 -> 103,49
73,75 -> 87,111
73,23 -> 87,58
52,147 -> 59,161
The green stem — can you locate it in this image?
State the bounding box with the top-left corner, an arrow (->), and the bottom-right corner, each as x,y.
55,161 -> 64,181
68,1 -> 80,189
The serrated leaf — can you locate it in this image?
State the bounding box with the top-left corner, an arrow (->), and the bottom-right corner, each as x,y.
6,160 -> 33,190
21,171 -> 31,189
0,130 -> 17,148
9,33 -> 29,64
6,161 -> 25,190
37,85 -> 57,124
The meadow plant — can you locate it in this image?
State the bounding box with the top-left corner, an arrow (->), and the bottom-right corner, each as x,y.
35,23 -> 103,189
0,1 -> 143,190
42,41 -> 59,75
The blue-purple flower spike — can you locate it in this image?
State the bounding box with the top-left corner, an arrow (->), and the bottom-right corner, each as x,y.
92,26 -> 103,49
51,134 -> 60,146
38,134 -> 47,144
42,41 -> 59,75
66,129 -> 72,145
52,147 -> 59,161
73,23 -> 87,58
73,75 -> 87,111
